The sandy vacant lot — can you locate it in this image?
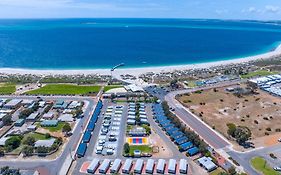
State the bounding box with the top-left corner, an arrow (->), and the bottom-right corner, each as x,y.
177,85 -> 281,142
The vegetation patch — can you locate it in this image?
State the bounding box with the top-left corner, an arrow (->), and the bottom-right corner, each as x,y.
26,84 -> 101,95
251,157 -> 280,175
0,83 -> 16,95
241,70 -> 278,79
36,122 -> 65,132
104,85 -> 123,92
128,145 -> 152,155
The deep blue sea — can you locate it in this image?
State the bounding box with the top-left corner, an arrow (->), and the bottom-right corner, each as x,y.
0,18 -> 281,69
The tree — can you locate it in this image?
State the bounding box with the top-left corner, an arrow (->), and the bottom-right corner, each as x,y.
234,126 -> 251,144
123,143 -> 130,154
23,136 -> 35,146
5,136 -> 21,151
228,166 -> 237,175
36,146 -> 49,154
2,115 -> 12,126
22,146 -> 34,156
0,147 -> 5,156
19,108 -> 33,119
74,109 -> 83,118
45,133 -> 51,139
0,166 -> 20,175
227,123 -> 237,137
62,123 -> 72,134
170,79 -> 178,89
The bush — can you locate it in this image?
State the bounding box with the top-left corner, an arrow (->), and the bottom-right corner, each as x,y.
22,146 -> 34,156
227,123 -> 236,137
123,143 -> 130,154
266,127 -> 271,131
45,133 -> 51,139
62,123 -> 71,133
5,136 -> 21,151
22,136 -> 35,146
36,146 -> 49,154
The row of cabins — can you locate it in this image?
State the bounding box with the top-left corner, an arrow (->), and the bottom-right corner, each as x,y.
250,74 -> 281,96
76,100 -> 103,158
53,100 -> 82,110
87,158 -> 188,174
127,102 -> 148,125
152,103 -> 200,156
153,103 -> 218,172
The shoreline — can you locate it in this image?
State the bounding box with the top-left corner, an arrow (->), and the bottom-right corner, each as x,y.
1,44 -> 281,77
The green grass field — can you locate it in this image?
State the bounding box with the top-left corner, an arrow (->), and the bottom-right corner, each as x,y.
0,83 -> 16,95
210,168 -> 226,175
129,145 -> 152,155
36,122 -> 65,132
251,157 -> 280,175
24,132 -> 49,140
26,84 -> 101,95
241,70 -> 279,79
104,85 -> 123,92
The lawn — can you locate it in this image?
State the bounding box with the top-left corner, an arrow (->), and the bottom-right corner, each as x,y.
104,85 -> 123,92
210,168 -> 226,175
241,70 -> 278,79
184,81 -> 198,88
24,132 -> 49,140
36,122 -> 65,132
26,84 -> 101,95
0,83 -> 16,95
251,157 -> 280,175
129,145 -> 152,155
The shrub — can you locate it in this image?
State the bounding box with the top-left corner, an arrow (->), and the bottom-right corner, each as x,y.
5,136 -> 21,151
45,133 -> 51,139
123,143 -> 130,154
266,127 -> 271,131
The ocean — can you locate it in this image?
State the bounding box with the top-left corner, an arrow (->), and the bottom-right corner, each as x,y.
0,18 -> 281,69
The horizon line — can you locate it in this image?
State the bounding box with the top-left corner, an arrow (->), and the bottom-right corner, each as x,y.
0,17 -> 280,22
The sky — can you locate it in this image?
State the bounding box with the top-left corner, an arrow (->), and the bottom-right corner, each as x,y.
0,0 -> 280,20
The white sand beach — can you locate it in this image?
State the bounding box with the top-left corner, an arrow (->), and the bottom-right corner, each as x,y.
1,44 -> 281,77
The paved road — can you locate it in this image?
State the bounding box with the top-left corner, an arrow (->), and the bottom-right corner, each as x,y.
227,143 -> 281,175
0,95 -> 97,175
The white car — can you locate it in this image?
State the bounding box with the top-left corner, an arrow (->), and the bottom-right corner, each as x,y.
278,138 -> 281,142
274,167 -> 281,171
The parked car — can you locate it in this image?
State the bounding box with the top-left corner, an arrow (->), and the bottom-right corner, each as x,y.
274,166 -> 281,171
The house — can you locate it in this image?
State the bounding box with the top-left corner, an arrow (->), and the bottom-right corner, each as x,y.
3,99 -> 22,109
58,114 -> 74,122
27,125 -> 37,131
68,101 -> 81,109
21,99 -> 34,106
0,113 -> 7,121
125,84 -> 144,92
53,100 -> 68,109
38,101 -> 46,108
42,112 -> 55,120
0,137 -> 10,146
198,156 -> 217,172
34,138 -> 56,148
26,112 -> 40,121
127,119 -> 136,125
14,119 -> 25,127
41,120 -> 58,127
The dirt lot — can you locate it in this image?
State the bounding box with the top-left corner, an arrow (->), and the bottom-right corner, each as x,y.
177,85 -> 281,144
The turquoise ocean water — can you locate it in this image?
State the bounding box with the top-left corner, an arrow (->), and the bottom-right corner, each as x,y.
0,18 -> 281,69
